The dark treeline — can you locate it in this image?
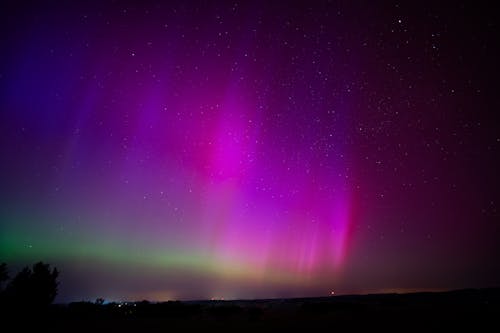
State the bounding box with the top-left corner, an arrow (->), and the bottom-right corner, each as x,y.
0,262 -> 59,308
1,262 -> 499,332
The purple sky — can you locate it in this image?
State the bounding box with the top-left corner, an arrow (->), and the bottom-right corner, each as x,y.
0,1 -> 499,302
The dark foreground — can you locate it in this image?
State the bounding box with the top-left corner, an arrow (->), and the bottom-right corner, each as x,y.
4,288 -> 500,332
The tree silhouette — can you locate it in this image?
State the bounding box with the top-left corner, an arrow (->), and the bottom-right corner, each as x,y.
0,263 -> 8,305
6,262 -> 59,306
0,263 -> 8,291
31,262 -> 59,305
6,267 -> 32,305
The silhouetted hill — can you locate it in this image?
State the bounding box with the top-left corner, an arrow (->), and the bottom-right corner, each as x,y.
3,288 -> 500,332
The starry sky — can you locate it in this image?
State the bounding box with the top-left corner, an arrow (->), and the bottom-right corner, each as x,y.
1,1 -> 499,302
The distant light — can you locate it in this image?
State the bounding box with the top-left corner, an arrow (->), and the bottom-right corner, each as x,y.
330,291 -> 335,295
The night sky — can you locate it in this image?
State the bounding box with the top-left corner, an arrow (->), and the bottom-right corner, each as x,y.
1,1 -> 499,302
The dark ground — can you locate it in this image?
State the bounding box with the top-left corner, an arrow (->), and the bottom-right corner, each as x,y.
4,288 -> 500,332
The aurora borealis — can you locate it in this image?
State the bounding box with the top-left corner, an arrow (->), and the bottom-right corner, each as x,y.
1,1 -> 499,302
